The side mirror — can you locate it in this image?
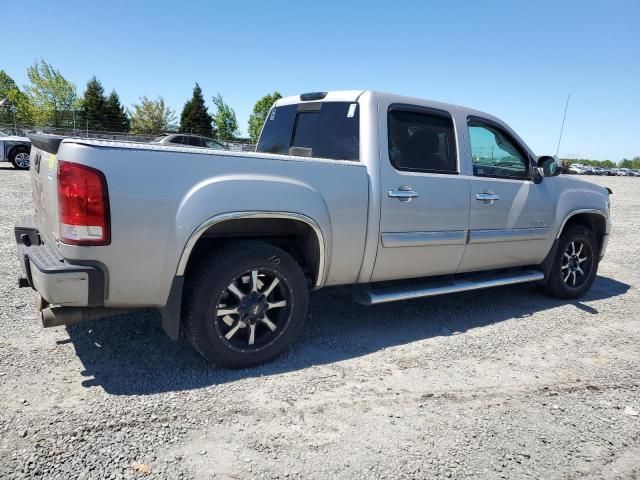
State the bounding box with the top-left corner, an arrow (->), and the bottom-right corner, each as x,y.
534,156 -> 562,183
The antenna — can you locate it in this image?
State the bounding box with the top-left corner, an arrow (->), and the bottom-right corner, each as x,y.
555,94 -> 571,156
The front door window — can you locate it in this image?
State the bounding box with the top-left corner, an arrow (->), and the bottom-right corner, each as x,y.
468,119 -> 530,180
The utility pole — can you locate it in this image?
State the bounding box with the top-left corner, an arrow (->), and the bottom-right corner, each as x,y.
556,94 -> 571,156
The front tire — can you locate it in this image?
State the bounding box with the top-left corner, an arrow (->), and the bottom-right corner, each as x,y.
9,147 -> 30,170
541,225 -> 598,299
183,241 -> 309,368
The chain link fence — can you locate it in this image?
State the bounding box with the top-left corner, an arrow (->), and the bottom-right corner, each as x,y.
0,123 -> 256,152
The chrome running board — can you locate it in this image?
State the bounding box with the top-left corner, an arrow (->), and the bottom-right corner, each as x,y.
354,269 -> 544,305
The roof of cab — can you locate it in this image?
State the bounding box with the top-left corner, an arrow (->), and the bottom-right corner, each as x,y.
276,90 -> 365,106
275,90 -> 497,121
273,90 -> 533,157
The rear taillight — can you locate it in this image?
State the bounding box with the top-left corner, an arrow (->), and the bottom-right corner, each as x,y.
57,161 -> 110,246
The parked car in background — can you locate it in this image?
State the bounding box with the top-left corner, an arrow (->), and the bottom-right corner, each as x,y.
154,133 -> 226,150
0,129 -> 31,169
18,90 -> 611,368
567,164 -> 586,174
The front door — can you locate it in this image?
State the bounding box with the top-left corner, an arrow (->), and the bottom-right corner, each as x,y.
372,104 -> 471,282
458,117 -> 555,273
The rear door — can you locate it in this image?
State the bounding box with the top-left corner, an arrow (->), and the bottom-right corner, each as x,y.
457,117 -> 555,272
371,103 -> 471,282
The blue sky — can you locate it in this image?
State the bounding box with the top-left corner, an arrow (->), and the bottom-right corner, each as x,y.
4,0 -> 639,160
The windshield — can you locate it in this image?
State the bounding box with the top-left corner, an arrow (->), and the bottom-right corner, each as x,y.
0,130 -> 7,137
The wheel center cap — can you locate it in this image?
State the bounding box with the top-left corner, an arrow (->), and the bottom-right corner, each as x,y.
240,293 -> 267,319
569,256 -> 579,270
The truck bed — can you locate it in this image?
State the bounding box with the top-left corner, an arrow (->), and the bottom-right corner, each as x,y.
29,137 -> 370,308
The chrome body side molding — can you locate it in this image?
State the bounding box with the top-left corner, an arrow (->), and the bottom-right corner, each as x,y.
468,227 -> 551,244
176,211 -> 327,287
381,230 -> 467,248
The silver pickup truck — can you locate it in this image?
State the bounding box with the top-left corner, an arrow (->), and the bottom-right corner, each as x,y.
16,90 -> 611,368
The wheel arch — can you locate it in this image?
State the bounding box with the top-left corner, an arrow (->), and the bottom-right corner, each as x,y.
176,211 -> 327,288
556,209 -> 608,250
7,142 -> 29,159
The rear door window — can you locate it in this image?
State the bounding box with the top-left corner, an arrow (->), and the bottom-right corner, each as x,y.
388,108 -> 458,174
256,102 -> 359,161
186,136 -> 203,147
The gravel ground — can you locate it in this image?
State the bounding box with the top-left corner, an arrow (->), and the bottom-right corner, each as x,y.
0,164 -> 638,479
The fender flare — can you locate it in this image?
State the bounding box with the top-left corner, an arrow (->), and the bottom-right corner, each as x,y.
555,208 -> 609,239
175,210 -> 328,288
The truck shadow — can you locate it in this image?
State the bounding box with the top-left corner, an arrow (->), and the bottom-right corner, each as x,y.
66,275 -> 629,395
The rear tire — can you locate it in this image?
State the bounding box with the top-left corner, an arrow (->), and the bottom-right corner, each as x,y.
9,147 -> 30,170
540,225 -> 598,299
183,241 -> 309,368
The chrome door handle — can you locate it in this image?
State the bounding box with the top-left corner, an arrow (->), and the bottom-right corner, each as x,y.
388,189 -> 419,202
475,192 -> 500,204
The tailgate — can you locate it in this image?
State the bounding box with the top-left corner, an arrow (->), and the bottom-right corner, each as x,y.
28,134 -> 64,242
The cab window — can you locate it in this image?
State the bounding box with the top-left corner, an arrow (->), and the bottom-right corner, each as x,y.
468,118 -> 530,180
388,107 -> 457,174
256,102 -> 359,161
186,136 -> 202,147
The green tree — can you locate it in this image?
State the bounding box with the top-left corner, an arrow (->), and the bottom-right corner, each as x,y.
180,83 -> 213,137
130,96 -> 176,134
25,60 -> 78,127
247,91 -> 282,143
81,76 -> 107,130
0,70 -> 34,125
104,90 -> 130,132
618,156 -> 640,169
563,158 -> 619,168
212,93 -> 238,141
619,158 -> 633,168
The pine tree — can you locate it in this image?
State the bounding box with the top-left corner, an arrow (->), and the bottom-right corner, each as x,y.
81,76 -> 107,130
104,90 -> 130,132
180,83 -> 213,137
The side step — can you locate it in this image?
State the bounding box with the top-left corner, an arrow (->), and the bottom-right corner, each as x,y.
354,269 -> 544,305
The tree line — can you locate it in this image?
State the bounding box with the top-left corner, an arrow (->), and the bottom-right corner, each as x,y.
0,60 -> 282,142
562,157 -> 640,169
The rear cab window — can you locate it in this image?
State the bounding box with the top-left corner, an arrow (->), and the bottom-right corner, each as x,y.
256,102 -> 360,161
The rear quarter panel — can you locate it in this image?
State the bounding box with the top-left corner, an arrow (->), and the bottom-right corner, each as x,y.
55,142 -> 369,307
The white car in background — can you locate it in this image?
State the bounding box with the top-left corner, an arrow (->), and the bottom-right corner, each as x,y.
568,164 -> 586,174
0,130 -> 31,170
